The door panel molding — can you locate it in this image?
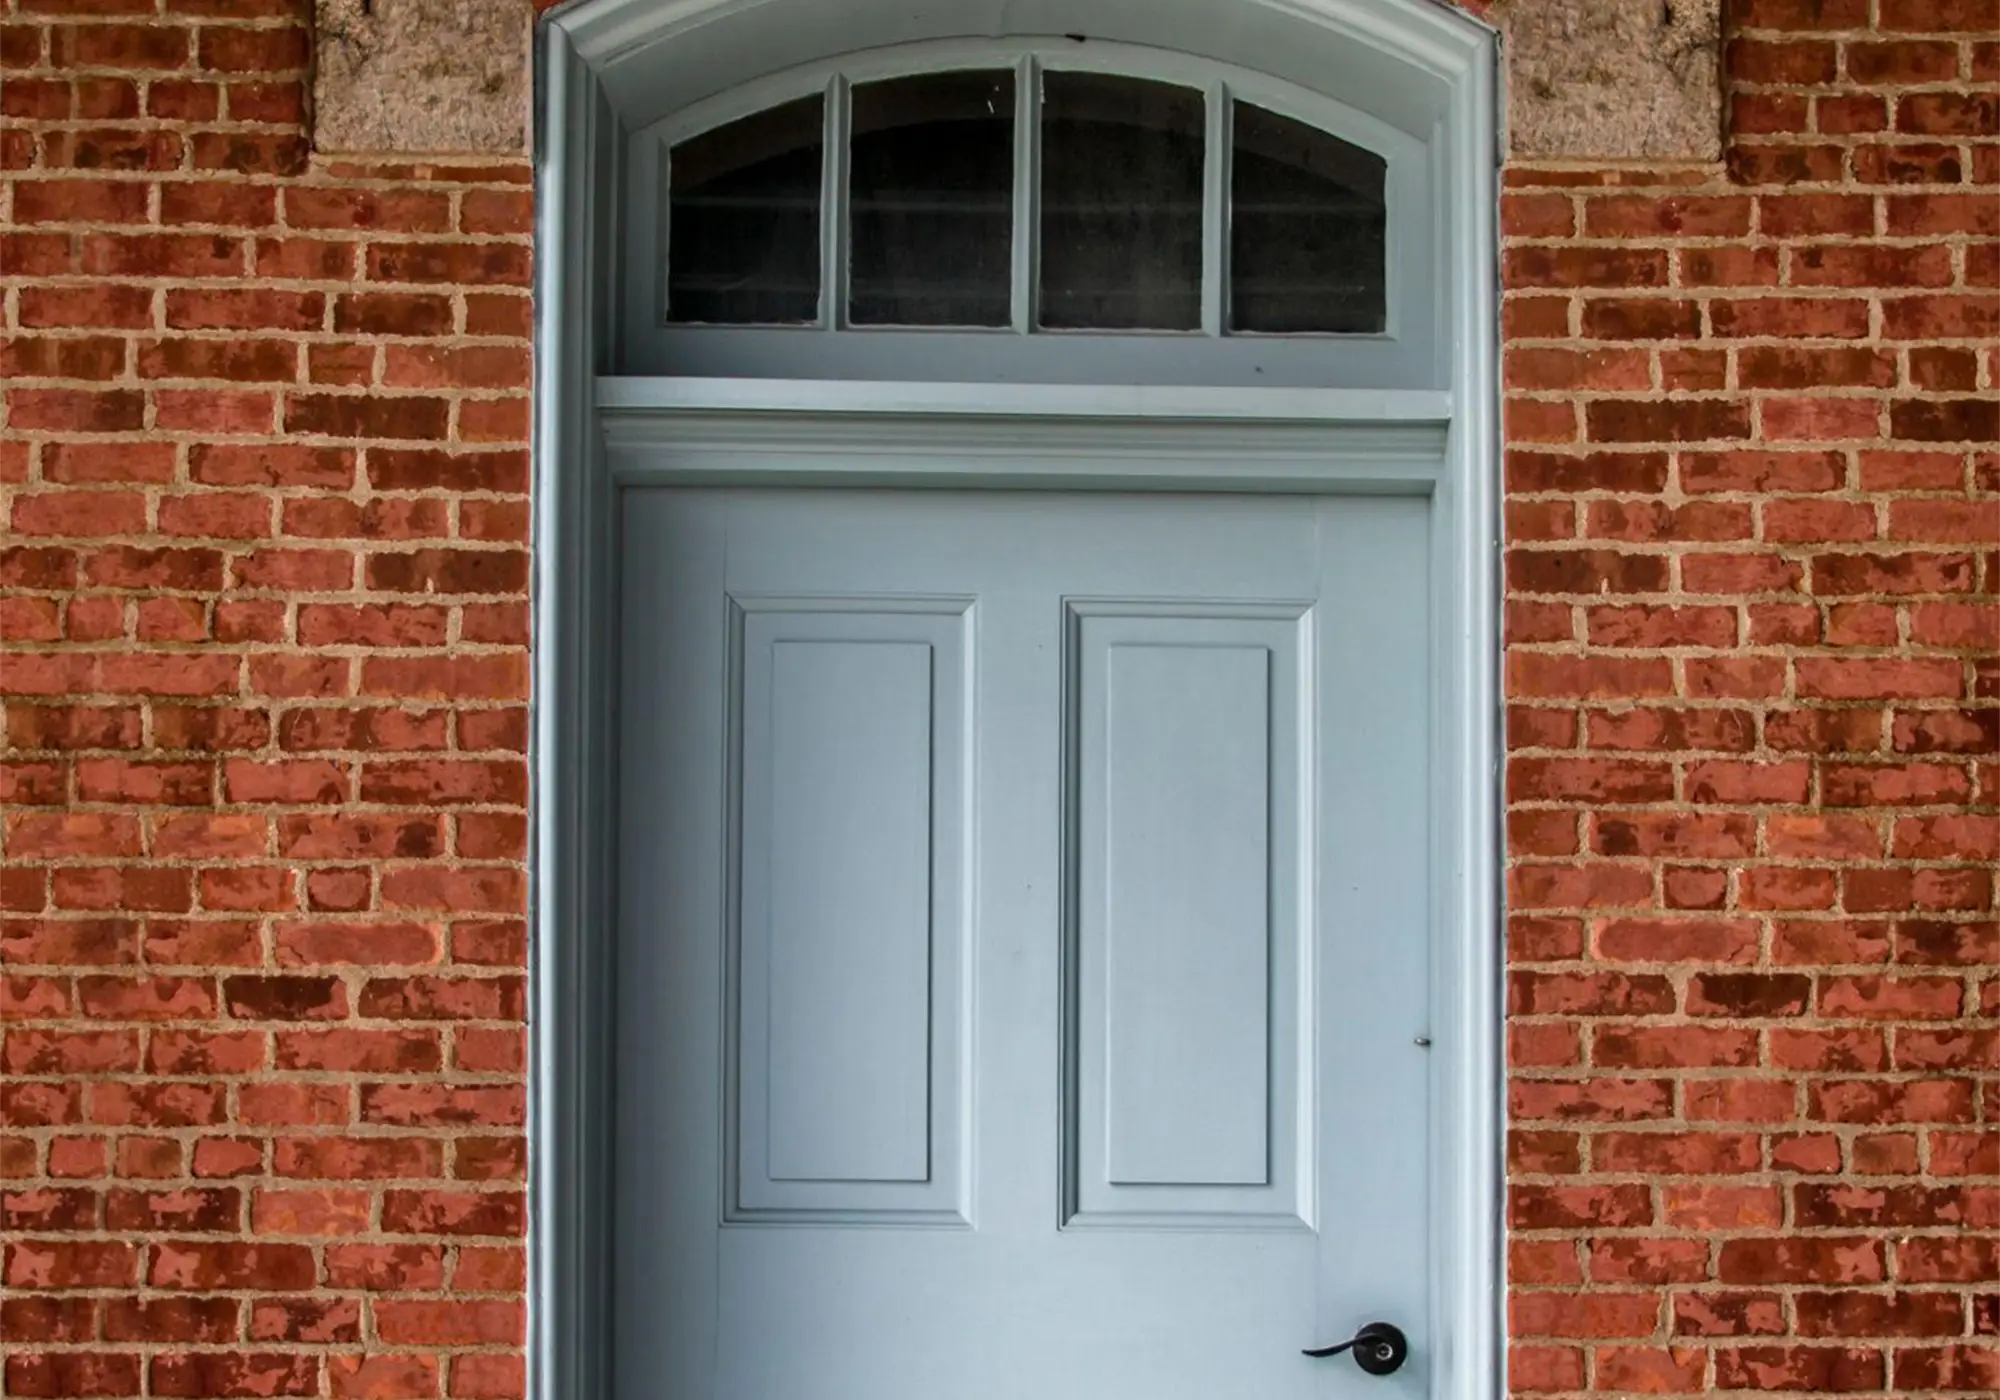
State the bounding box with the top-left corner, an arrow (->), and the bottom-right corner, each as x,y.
724,598 -> 975,1225
1062,601 -> 1315,1232
534,2 -> 1499,1397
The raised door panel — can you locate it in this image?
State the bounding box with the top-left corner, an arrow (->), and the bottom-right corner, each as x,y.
1066,602 -> 1313,1228
730,598 -> 972,1222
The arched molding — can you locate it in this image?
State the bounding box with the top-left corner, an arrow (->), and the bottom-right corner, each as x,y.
558,0 -> 1491,138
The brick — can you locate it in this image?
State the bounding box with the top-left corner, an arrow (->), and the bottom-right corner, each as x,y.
1675,1291 -> 1788,1338
1580,297 -> 1702,339
1586,399 -> 1753,443
196,25 -> 308,74
1510,1291 -> 1663,1339
221,976 -> 347,1022
4,1240 -> 139,1288
1818,975 -> 1965,1019
1676,244 -> 1782,286
1797,657 -> 1966,699
322,1243 -> 447,1291
1791,243 -> 1954,288
44,442 -> 176,486
150,1353 -> 319,1398
274,1136 -> 442,1181
1504,246 -> 1670,289
374,1299 -> 524,1347
1853,139 -> 1967,183
1729,142 -> 1847,184
103,1296 -> 239,1343
1585,195 -> 1753,238
1719,1237 -> 1886,1286
15,284 -> 155,331
1848,40 -> 1959,84
1509,1345 -> 1585,1392
1713,1346 -> 1884,1392
329,1355 -> 440,1400
164,288 -> 323,331
285,393 -> 451,441
1507,449 -> 1668,495
359,1084 -> 525,1128
1887,191 -> 2000,236
1891,397 -> 2000,442
1878,0 -> 2000,29
274,917 -> 440,964
273,1029 -> 440,1074
365,241 -> 532,287
1812,1078 -> 1976,1123
1816,93 -> 1889,133
1710,296 -> 1872,339
1896,1347 -> 2000,1391
331,292 -> 454,337
6,1353 -> 145,1397
243,1294 -> 360,1343
380,1189 -> 525,1237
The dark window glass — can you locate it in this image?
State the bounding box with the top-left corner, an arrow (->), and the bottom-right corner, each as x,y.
849,71 -> 1015,327
1229,101 -> 1386,334
668,95 -> 824,325
1039,73 -> 1203,331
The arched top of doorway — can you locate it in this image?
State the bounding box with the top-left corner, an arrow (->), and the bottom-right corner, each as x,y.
541,0 -> 1496,389
553,0 -> 1491,140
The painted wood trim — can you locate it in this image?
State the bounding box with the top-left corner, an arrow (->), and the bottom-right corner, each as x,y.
533,5 -> 1503,1400
599,409 -> 1448,494
1200,82 -> 1230,339
553,0 -> 1496,95
529,25 -> 613,1400
1430,35 -> 1506,1400
1011,55 -> 1038,335
596,376 -> 1453,422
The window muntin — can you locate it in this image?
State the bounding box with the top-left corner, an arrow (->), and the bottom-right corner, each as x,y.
658,55 -> 1398,339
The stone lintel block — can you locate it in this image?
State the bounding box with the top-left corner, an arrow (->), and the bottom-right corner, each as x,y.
1493,0 -> 1724,161
314,0 -> 531,155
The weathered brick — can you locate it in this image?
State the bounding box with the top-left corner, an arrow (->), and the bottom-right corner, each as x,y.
5,6 -> 1993,1394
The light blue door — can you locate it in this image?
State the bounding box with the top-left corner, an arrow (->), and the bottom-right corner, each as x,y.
614,487 -> 1434,1397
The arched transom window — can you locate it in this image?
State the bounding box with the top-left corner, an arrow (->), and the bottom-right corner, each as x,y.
620,41 -> 1439,387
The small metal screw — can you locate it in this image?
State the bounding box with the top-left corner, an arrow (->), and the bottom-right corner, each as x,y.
1413,1035 -> 1432,1048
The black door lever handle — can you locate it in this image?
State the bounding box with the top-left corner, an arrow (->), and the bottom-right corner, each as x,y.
1303,1320 -> 1409,1375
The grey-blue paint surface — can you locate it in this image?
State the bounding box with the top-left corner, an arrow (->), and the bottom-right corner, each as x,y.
614,488 -> 1434,1396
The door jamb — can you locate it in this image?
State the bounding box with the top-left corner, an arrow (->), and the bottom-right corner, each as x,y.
531,6 -> 1501,1399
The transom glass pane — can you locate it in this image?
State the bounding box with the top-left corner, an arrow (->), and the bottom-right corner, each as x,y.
658,67 -> 1399,346
1229,101 -> 1387,334
1038,73 -> 1204,331
668,95 -> 824,325
849,71 -> 1015,328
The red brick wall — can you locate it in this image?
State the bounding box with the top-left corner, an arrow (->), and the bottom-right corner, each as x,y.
1501,1 -> 1998,1395
0,2 -> 1994,1399
1,2 -> 533,1397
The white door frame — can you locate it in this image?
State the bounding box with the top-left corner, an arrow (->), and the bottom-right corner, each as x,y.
530,4 -> 1502,1398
